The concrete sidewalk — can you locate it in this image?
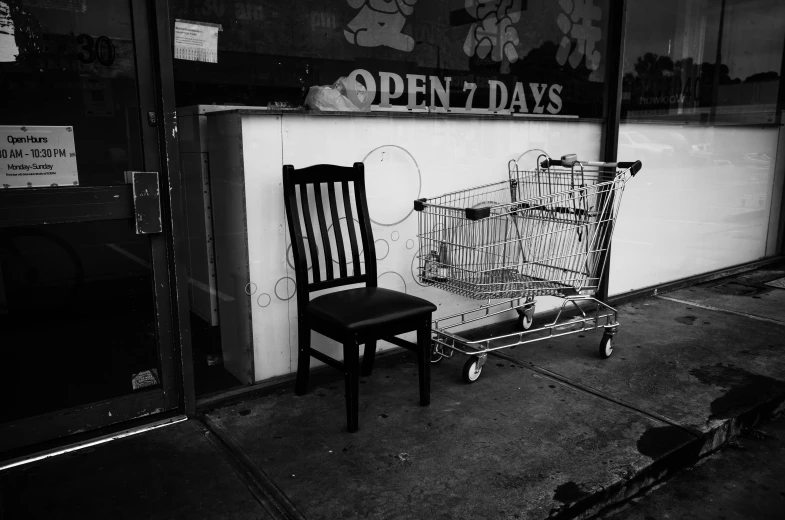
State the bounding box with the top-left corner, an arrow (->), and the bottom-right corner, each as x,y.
2,263 -> 784,520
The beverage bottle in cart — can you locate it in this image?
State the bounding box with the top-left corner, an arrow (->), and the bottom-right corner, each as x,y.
438,242 -> 450,280
423,249 -> 439,282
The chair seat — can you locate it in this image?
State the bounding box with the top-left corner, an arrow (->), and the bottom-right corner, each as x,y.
307,287 -> 437,336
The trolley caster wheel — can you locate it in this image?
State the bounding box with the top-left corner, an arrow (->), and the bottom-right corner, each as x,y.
462,356 -> 483,384
517,306 -> 535,331
430,343 -> 444,364
598,334 -> 614,359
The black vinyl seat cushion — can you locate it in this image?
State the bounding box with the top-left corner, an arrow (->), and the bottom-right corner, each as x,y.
307,287 -> 437,336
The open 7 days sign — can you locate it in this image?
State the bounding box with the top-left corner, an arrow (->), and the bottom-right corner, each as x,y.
1,126 -> 79,188
338,69 -> 564,115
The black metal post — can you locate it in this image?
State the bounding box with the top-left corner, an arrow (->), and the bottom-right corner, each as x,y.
597,0 -> 628,302
149,0 -> 197,416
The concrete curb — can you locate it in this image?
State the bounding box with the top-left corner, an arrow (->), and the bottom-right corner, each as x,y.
486,348 -> 785,520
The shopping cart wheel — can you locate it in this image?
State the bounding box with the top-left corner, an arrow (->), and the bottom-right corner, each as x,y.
462,356 -> 483,383
517,306 -> 535,331
430,343 -> 444,364
598,334 -> 614,359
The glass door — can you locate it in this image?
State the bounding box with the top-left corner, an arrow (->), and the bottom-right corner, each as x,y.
0,0 -> 179,456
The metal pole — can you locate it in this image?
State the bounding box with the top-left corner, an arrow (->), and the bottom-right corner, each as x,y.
597,0 -> 627,302
710,0 -> 726,124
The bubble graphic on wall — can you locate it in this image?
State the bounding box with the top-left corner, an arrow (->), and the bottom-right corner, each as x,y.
362,145 -> 421,227
245,283 -> 257,296
275,277 -> 297,301
410,246 -> 433,288
257,293 -> 271,308
391,231 -> 400,241
286,242 -> 317,272
406,239 -> 414,250
516,148 -> 550,166
375,239 -> 389,261
378,271 -> 407,293
326,217 -> 364,266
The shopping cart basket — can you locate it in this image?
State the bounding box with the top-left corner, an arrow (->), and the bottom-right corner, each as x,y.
414,152 -> 642,383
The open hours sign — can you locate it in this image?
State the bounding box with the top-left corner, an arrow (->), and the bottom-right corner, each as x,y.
1,126 -> 79,188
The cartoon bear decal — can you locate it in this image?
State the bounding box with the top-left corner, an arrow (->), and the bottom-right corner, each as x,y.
344,0 -> 418,52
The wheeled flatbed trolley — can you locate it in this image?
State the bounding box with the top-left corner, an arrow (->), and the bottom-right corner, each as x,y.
414,152 -> 642,382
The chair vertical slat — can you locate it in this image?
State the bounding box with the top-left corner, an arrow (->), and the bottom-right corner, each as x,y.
327,182 -> 348,279
353,164 -> 377,285
342,181 -> 361,276
283,168 -> 309,311
313,183 -> 334,281
299,183 -> 321,283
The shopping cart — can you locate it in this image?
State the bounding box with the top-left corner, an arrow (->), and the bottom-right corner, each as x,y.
414,152 -> 642,383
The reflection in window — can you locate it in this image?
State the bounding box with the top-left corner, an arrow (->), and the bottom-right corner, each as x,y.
621,0 -> 785,124
1,0 -> 145,186
0,221 -> 160,422
627,132 -> 650,144
169,0 -> 610,118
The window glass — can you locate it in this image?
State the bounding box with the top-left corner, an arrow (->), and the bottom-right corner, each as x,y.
169,0 -> 610,118
622,0 -> 785,124
611,123 -> 779,294
1,0 -> 145,186
0,220 -> 160,423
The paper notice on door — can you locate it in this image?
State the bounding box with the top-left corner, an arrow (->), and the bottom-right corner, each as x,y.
174,19 -> 221,64
1,126 -> 79,188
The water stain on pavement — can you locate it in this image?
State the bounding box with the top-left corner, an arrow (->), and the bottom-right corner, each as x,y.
553,481 -> 590,504
689,364 -> 785,420
493,471 -> 547,490
674,315 -> 697,325
636,426 -> 695,459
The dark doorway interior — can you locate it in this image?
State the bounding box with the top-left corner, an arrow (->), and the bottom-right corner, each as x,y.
189,314 -> 242,397
0,221 -> 160,424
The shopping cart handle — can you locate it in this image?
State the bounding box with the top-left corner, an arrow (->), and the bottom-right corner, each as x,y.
414,198 -> 490,220
465,206 -> 491,220
540,157 -> 643,177
540,154 -> 578,169
618,160 -> 643,176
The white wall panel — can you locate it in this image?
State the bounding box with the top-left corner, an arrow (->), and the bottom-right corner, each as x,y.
609,123 -> 781,295
237,114 -> 602,381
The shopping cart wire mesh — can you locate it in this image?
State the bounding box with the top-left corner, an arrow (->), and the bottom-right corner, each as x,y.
416,155 -> 639,300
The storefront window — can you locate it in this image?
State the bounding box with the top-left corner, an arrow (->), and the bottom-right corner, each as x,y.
621,0 -> 785,124
1,0 -> 145,186
609,0 -> 785,295
169,0 -> 610,118
0,221 -> 160,423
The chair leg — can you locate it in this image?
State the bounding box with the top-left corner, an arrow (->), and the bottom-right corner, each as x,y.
416,322 -> 431,407
343,341 -> 360,432
360,340 -> 377,376
295,322 -> 311,396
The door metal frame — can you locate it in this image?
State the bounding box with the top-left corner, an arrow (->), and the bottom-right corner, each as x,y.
130,0 -> 181,413
0,0 -> 191,457
150,0 -> 196,415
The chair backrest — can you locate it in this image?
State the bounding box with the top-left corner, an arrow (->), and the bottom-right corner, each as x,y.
282,163 -> 377,304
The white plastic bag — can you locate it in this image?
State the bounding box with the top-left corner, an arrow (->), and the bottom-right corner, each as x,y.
304,76 -> 369,112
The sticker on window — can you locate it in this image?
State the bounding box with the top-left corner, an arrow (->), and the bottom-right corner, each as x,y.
1,126 -> 79,188
174,19 -> 222,64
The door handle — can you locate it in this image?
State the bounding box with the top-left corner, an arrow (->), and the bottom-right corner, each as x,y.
129,171 -> 163,234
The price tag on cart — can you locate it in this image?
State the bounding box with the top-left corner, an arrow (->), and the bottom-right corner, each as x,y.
1,126 -> 79,188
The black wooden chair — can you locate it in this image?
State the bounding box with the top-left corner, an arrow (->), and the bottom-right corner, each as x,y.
282,162 -> 436,432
